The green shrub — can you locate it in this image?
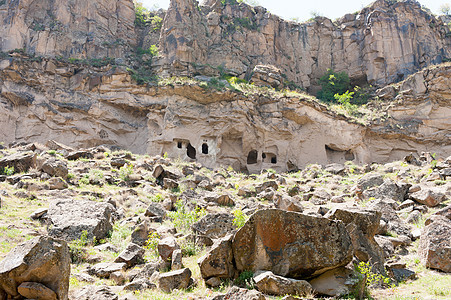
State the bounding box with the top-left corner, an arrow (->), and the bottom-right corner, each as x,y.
150,15 -> 163,32
351,261 -> 393,298
134,1 -> 149,26
69,230 -> 89,264
167,200 -> 207,233
150,193 -> 164,202
144,232 -> 161,259
317,69 -> 350,102
1,166 -> 14,176
236,270 -> 255,289
119,163 -> 134,181
232,209 -> 249,228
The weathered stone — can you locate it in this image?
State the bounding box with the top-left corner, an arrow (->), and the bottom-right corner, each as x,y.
66,150 -> 93,161
73,285 -> 119,300
145,202 -> 167,218
171,249 -> 183,271
0,236 -> 70,300
47,199 -> 115,241
41,158 -> 68,179
275,195 -> 304,212
0,151 -> 36,173
209,286 -> 266,300
86,262 -> 126,278
114,243 -> 145,268
356,173 -> 384,191
369,199 -> 411,237
158,236 -> 180,261
198,235 -> 235,281
232,209 -> 353,278
47,177 -> 68,190
158,268 -> 192,293
131,220 -> 156,246
309,267 -> 354,297
191,213 -> 235,239
418,218 -> 451,273
325,207 -> 385,272
123,278 -> 156,291
410,188 -> 446,207
18,282 -> 57,300
253,271 -> 312,296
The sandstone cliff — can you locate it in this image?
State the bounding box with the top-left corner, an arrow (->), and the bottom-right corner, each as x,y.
158,0 -> 451,91
0,53 -> 449,172
0,0 -> 136,58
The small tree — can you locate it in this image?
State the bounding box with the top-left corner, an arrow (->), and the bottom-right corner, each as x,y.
317,69 -> 351,102
440,3 -> 450,15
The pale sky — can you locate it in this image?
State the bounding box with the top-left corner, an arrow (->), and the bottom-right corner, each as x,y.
141,0 -> 450,21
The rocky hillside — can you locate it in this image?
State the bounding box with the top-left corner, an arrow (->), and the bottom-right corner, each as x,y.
0,142 -> 450,299
0,0 -> 450,298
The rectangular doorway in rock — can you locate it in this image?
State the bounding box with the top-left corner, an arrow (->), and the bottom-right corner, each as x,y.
325,145 -> 355,163
262,152 -> 277,164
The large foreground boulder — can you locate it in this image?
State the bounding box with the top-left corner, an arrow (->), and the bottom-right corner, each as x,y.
0,236 -> 70,300
418,217 -> 451,273
232,209 -> 353,278
325,208 -> 385,273
198,235 -> 235,285
47,199 -> 116,241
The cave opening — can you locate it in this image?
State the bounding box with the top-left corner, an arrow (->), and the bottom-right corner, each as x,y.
247,150 -> 258,164
187,143 -> 196,159
202,143 -> 209,154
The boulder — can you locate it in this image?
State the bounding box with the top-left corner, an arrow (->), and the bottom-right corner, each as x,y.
309,267 -> 354,297
356,173 -> 384,191
145,202 -> 167,218
66,150 -> 93,160
123,278 -> 156,291
131,219 -> 156,246
18,282 -> 57,300
47,177 -> 68,190
0,236 -> 70,300
114,243 -> 145,268
171,249 -> 183,270
191,213 -> 235,239
369,199 -> 411,237
275,195 -> 304,212
198,235 -> 235,282
72,285 -> 118,300
363,179 -> 409,202
410,188 -> 446,207
158,268 -> 192,293
325,208 -> 385,272
0,151 -> 36,173
204,192 -> 235,206
47,199 -> 115,241
41,158 -> 68,179
86,263 -> 126,278
210,286 -> 265,300
232,209 -> 353,278
418,218 -> 451,273
158,236 -> 180,261
253,271 -> 312,296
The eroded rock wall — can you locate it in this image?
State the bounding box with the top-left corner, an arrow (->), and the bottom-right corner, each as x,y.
1,57 -> 449,172
0,0 -> 136,58
158,0 -> 450,90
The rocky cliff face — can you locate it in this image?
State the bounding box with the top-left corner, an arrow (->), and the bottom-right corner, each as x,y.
158,0 -> 450,91
0,0 -> 136,58
0,53 -> 449,172
0,0 -> 450,172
